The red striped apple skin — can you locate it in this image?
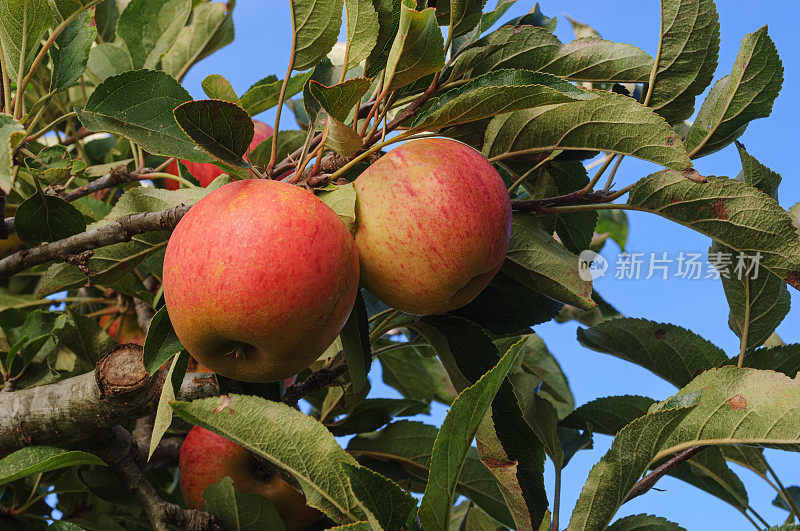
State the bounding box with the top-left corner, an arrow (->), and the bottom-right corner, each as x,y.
353,138 -> 512,315
164,120 -> 273,189
163,179 -> 359,382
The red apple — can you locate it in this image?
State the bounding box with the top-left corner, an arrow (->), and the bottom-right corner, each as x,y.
100,311 -> 146,345
162,179 -> 359,382
164,119 -> 273,189
353,138 -> 512,315
179,426 -> 322,530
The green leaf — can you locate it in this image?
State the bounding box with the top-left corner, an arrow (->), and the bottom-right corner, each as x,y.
607,514 -> 686,530
94,180 -> 229,227
94,0 -> 124,42
576,318 -> 728,387
449,271 -> 563,337
648,0 -> 721,124
115,0 -> 191,69
518,334 -> 574,419
203,476 -> 286,531
742,344 -> 800,378
594,209 -> 629,251
172,394 -> 369,524
417,338 -> 522,529
340,462 -> 417,530
685,26 -> 783,157
290,0 -> 344,71
308,78 -> 372,123
0,0 -> 51,80
143,305 -> 184,374
561,395 -> 656,435
465,25 -> 561,77
411,69 -> 592,132
201,74 -> 242,107
511,381 -> 563,467
565,15 -> 601,39
15,194 -> 86,247
162,1 -> 234,81
0,113 -> 24,193
772,486 -> 800,513
383,4 -> 445,92
627,171 -> 800,291
364,0 -> 401,76
327,398 -> 429,436
48,522 -> 88,531
49,10 -> 96,94
416,316 -> 547,529
483,91 -> 690,171
568,407 -> 696,530
326,115 -> 363,157
239,71 -> 313,117
712,144 -> 789,349
540,161 -> 598,254
660,445 -> 749,512
250,130 -> 307,170
342,0 -> 379,72
574,366 -> 800,529
503,213 -> 594,311
173,99 -> 254,168
348,421 -> 514,528
77,69 -> 215,163
58,308 -> 117,364
318,182 -> 357,234
0,447 -> 105,486
435,0 -> 486,38
148,350 -> 189,459
340,291 -> 371,398
86,42 -> 133,82
478,0 -> 515,32
542,38 -> 653,83
378,344 -> 458,405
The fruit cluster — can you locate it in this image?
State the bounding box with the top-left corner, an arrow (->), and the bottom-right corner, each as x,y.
162,133 -> 511,529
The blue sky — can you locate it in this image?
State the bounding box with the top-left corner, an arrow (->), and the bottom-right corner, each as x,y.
181,2 -> 800,528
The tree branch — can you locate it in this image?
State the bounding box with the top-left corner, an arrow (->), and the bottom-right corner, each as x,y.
0,344 -> 218,457
624,446 -> 708,503
0,204 -> 189,280
282,360 -> 348,407
92,425 -> 222,531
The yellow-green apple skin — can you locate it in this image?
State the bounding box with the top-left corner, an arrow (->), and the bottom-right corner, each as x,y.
162,179 -> 359,382
353,138 -> 512,315
179,426 -> 322,530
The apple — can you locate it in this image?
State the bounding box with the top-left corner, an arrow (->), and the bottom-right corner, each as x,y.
353,137 -> 512,315
162,179 -> 359,382
164,119 -> 273,189
100,311 -> 146,345
179,426 -> 322,530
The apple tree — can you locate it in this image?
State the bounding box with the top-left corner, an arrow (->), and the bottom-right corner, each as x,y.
0,0 -> 798,530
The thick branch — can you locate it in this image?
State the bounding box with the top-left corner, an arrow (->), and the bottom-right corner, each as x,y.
0,344 -> 218,457
0,204 -> 189,280
624,446 -> 708,503
93,426 -> 222,531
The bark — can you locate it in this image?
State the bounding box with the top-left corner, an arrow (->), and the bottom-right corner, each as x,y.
0,344 -> 218,457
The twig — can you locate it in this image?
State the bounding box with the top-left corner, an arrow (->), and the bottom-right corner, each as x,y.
0,204 -> 190,280
282,360 -> 348,407
93,426 -> 222,531
624,446 -> 708,502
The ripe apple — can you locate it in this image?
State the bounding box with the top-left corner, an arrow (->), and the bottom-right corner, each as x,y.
164,119 -> 273,189
179,426 -> 322,530
353,137 -> 512,315
100,311 -> 146,345
162,179 -> 359,382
